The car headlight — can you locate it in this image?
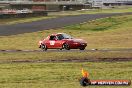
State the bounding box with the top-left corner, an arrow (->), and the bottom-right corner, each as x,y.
81,43 -> 85,45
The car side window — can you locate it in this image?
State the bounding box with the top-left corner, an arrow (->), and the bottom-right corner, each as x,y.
57,35 -> 64,40
49,36 -> 56,40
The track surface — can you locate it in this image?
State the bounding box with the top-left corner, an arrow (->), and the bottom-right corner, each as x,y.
0,48 -> 132,52
1,12 -> 132,36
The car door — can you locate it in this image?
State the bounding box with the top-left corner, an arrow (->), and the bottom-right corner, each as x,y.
47,35 -> 56,48
54,36 -> 63,48
50,36 -> 62,48
54,40 -> 63,48
46,35 -> 63,49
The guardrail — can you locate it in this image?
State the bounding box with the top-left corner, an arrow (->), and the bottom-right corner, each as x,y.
0,11 -> 48,19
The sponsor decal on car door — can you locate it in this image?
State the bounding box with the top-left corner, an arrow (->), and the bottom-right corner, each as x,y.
50,41 -> 55,45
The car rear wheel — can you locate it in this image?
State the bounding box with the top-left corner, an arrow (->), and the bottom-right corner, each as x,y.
63,43 -> 70,50
41,44 -> 47,51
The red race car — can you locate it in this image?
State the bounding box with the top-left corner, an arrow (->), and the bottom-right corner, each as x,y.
38,33 -> 87,51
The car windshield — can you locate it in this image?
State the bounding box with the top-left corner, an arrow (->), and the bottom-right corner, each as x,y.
57,33 -> 73,40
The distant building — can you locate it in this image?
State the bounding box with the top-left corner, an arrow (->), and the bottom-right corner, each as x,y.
89,0 -> 132,8
0,0 -> 91,11
0,0 -> 132,11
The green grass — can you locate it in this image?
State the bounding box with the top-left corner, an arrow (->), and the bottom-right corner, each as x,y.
0,62 -> 131,88
0,15 -> 132,50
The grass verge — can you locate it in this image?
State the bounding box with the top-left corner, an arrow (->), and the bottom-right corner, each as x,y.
0,62 -> 131,88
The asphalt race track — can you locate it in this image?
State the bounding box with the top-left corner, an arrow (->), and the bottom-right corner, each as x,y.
0,12 -> 132,36
0,48 -> 132,52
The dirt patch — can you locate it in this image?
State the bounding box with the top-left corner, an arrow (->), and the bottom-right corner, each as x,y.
1,58 -> 132,64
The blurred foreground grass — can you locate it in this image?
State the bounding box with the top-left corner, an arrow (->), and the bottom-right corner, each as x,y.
0,62 -> 131,88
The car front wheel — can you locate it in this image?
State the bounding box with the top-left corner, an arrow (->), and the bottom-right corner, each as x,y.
80,47 -> 85,50
63,43 -> 70,50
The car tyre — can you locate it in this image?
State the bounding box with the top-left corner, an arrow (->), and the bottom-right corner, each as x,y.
60,48 -> 62,50
63,43 -> 70,50
41,44 -> 47,51
80,47 -> 85,50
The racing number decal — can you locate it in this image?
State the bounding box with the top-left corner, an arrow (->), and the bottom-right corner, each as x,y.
50,41 -> 55,45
